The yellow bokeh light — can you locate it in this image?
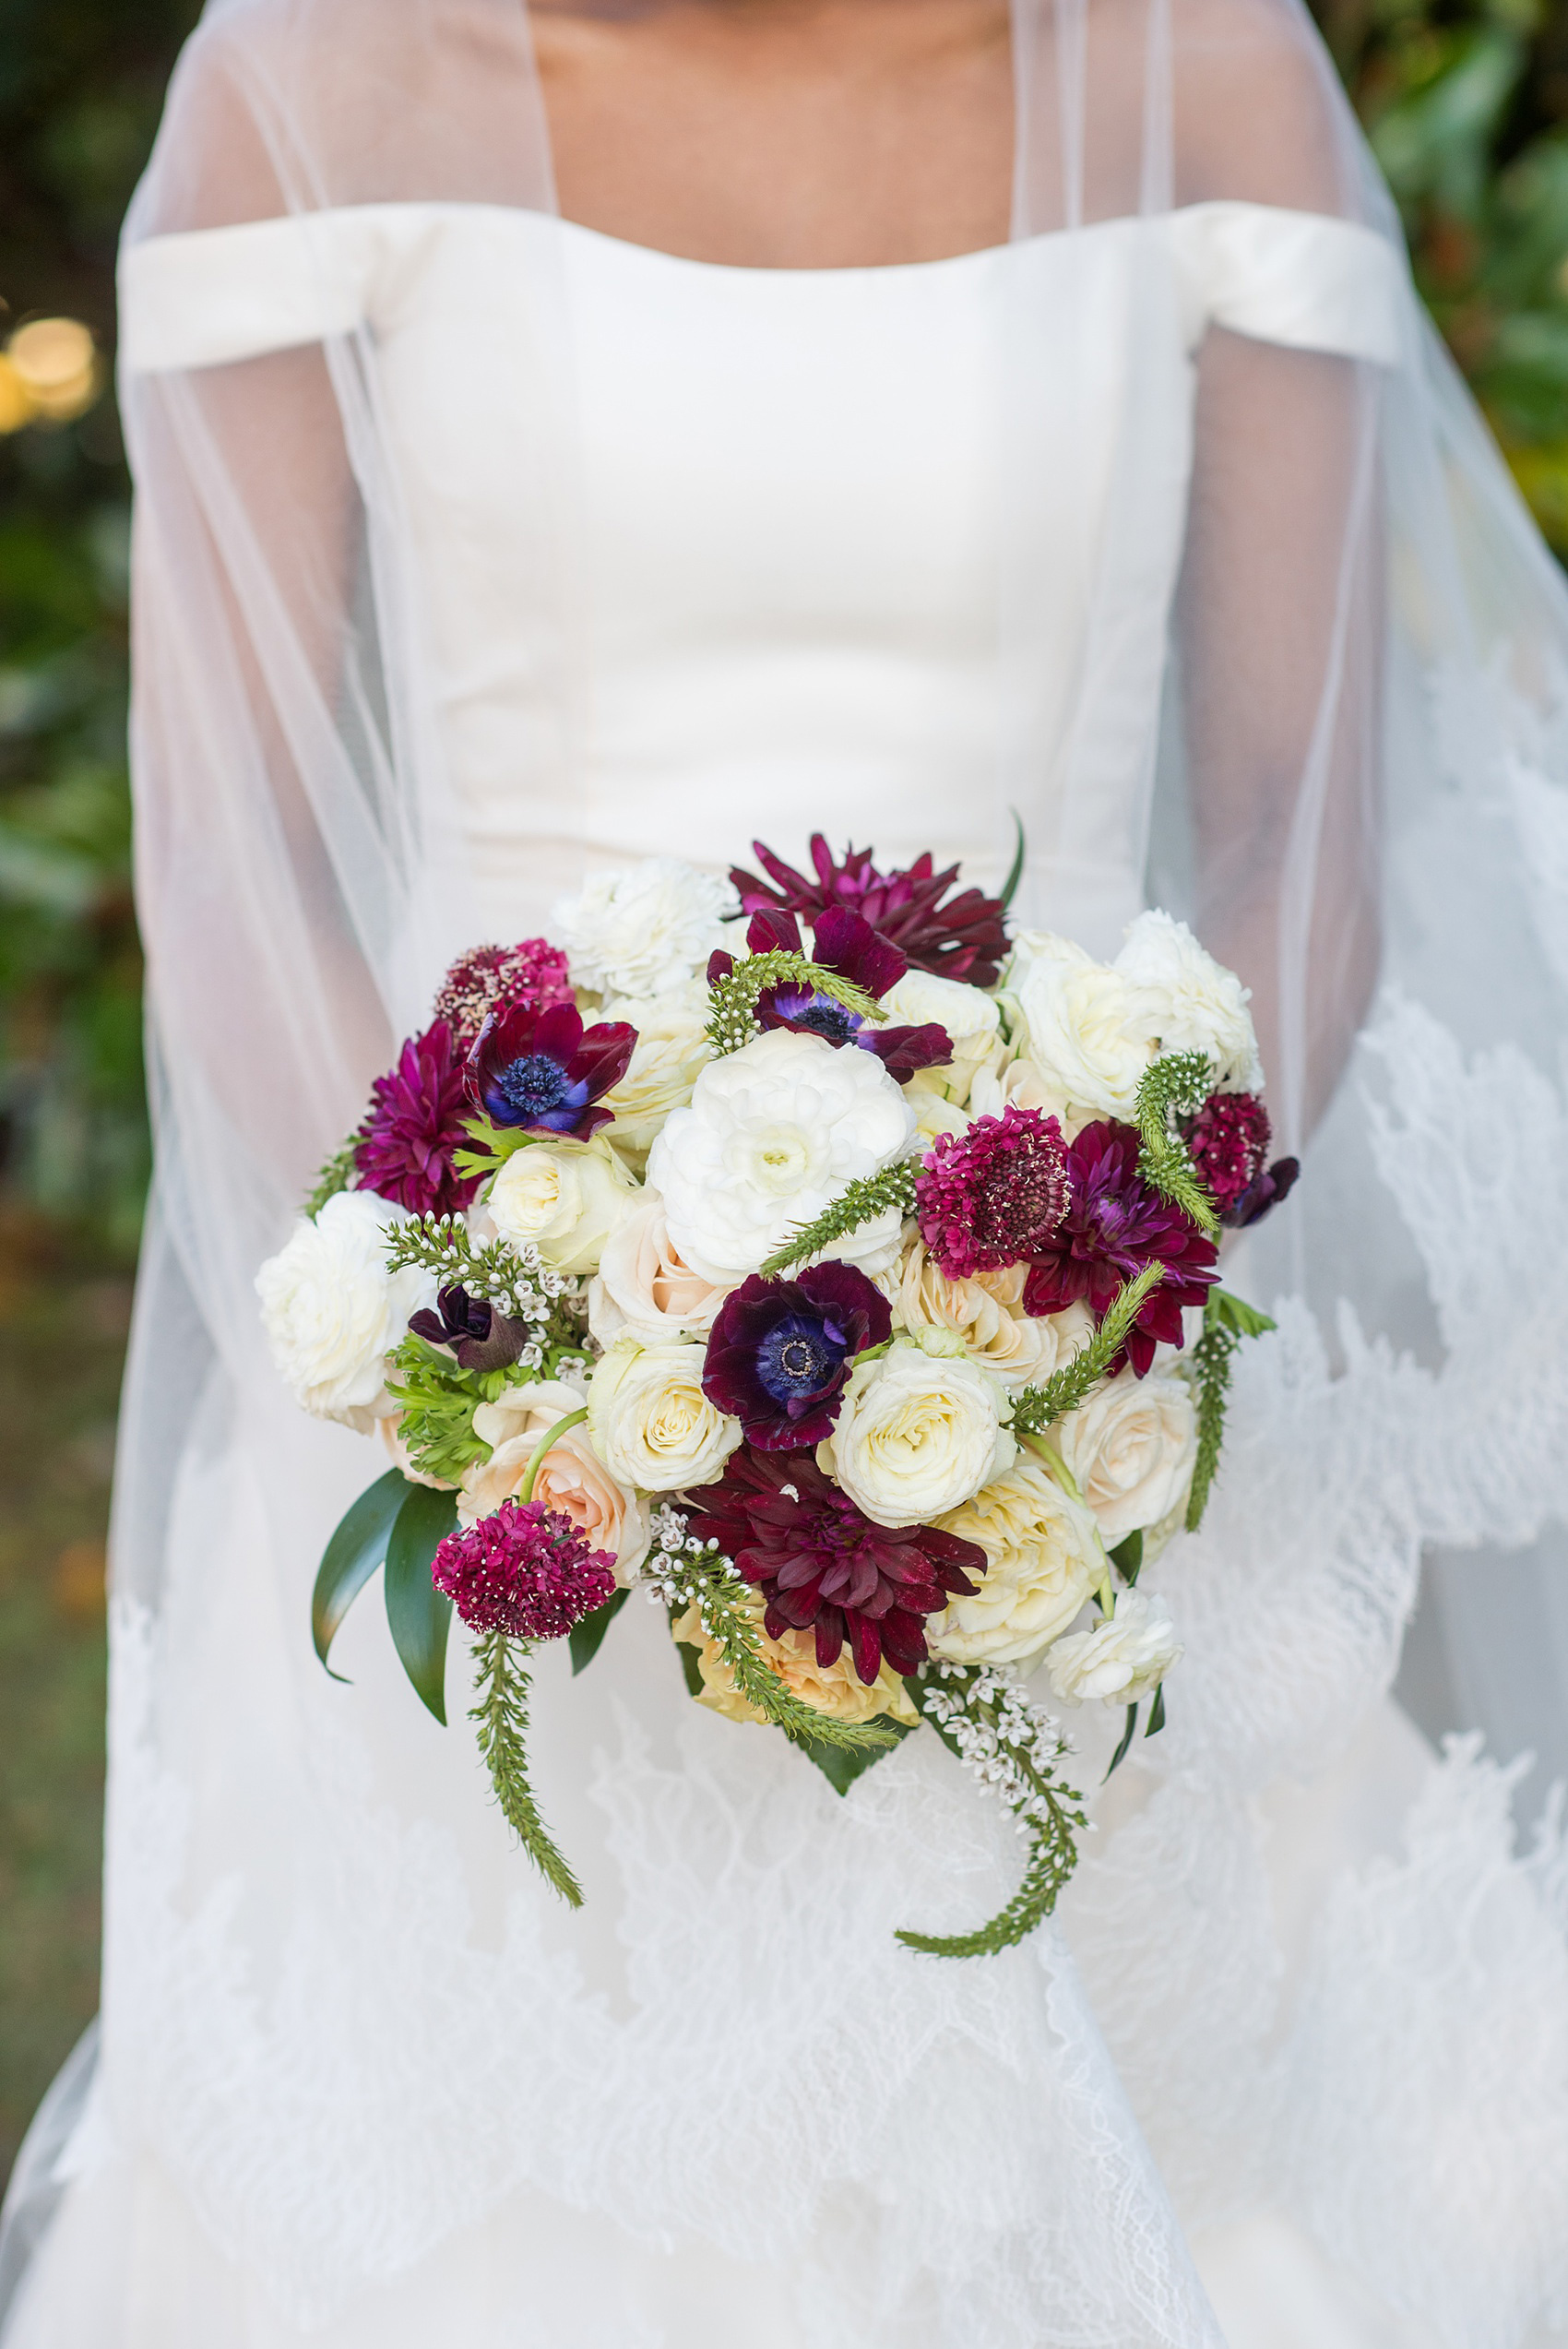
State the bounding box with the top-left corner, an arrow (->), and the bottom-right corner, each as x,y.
0,354 -> 33,435
1,316 -> 101,428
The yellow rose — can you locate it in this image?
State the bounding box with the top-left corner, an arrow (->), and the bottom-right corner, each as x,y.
672,1596 -> 919,1728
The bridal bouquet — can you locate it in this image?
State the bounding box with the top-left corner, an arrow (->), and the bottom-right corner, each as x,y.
258,838 -> 1294,1956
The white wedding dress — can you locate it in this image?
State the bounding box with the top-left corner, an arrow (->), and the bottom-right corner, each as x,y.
6,158 -> 1568,2349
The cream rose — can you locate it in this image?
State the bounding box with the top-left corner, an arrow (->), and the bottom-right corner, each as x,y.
1115,909 -> 1262,1093
588,1190 -> 732,1347
486,1136 -> 636,1276
598,980 -> 712,1156
1051,1367 -> 1197,1547
1045,1588 -> 1182,1706
672,1596 -> 919,1729
894,1242 -> 1095,1389
555,859 -> 733,999
927,1457 -> 1102,1664
816,1341 -> 1015,1528
255,1191 -> 429,1430
647,1028 -> 914,1283
1013,935 -> 1152,1121
460,1377 -> 648,1582
881,968 -> 1002,1104
587,1336 -> 742,1492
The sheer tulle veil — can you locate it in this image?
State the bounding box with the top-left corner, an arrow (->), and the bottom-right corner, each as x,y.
3,0 -> 1568,2339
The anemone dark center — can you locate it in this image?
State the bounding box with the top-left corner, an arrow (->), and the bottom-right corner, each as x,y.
493,1052 -> 571,1122
755,1314 -> 841,1404
793,997 -> 862,1045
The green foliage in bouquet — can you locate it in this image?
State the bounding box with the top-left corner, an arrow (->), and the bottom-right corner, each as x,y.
470,1631 -> 584,1906
760,1158 -> 921,1276
706,950 -> 886,1056
310,1466 -> 457,1723
383,1339 -> 519,1483
1184,1286 -> 1277,1532
1009,1262 -> 1168,1437
1134,1052 -> 1219,1237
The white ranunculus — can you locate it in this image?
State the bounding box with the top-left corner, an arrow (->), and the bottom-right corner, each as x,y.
462,1378 -> 648,1582
1115,909 -> 1263,1093
1014,934 -> 1152,1122
1045,1588 -> 1182,1706
598,980 -> 713,1156
647,1028 -> 915,1284
894,1242 -> 1094,1388
555,859 -> 734,1000
927,1458 -> 1102,1664
255,1191 -> 428,1430
588,1191 -> 732,1346
1051,1367 -> 1198,1546
881,968 -> 1002,1104
816,1341 -> 1015,1529
487,1136 -> 636,1276
587,1336 -> 742,1493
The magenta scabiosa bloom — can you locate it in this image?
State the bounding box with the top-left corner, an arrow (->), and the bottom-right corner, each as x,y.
683,1449 -> 983,1686
707,904 -> 953,1080
915,1104 -> 1071,1281
431,1500 -> 616,1640
353,1019 -> 480,1218
1182,1092 -> 1300,1228
432,937 -> 574,1050
1023,1120 -> 1219,1375
731,834 -> 1010,987
702,1262 -> 892,1450
465,1000 -> 636,1139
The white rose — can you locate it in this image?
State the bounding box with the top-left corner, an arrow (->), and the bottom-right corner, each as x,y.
555,859 -> 734,999
894,1242 -> 1094,1388
461,1378 -> 648,1582
587,1336 -> 742,1492
927,1458 -> 1101,1664
647,1029 -> 914,1284
255,1190 -> 428,1430
588,1190 -> 732,1346
487,1136 -> 636,1276
1045,1588 -> 1182,1706
1051,1367 -> 1197,1547
816,1341 -> 1015,1528
1115,909 -> 1262,1093
966,1052 -> 1097,1139
598,980 -> 713,1155
1014,935 -> 1152,1121
881,968 -> 1001,1104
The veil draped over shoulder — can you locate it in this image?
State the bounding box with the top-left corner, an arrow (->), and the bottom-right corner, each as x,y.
3,1 -> 1568,2343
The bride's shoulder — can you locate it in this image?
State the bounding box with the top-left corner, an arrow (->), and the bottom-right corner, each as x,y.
1167,0 -> 1354,213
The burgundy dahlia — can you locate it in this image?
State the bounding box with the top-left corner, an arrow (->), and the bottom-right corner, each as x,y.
465,999 -> 636,1139
915,1105 -> 1071,1281
353,1019 -> 480,1218
431,1500 -> 616,1640
731,834 -> 1010,988
432,937 -> 574,1050
707,904 -> 953,1080
1023,1120 -> 1219,1376
409,1282 -> 530,1373
683,1449 -> 984,1686
1182,1092 -> 1300,1228
702,1262 -> 892,1450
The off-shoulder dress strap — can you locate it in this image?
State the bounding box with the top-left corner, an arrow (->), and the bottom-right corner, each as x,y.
1166,199 -> 1404,365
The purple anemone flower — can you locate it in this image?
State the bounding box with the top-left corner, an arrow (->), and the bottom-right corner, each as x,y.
465,1000 -> 636,1139
408,1282 -> 529,1374
702,1262 -> 892,1450
708,905 -> 953,1081
1023,1120 -> 1219,1376
431,1500 -> 616,1640
353,1019 -> 480,1219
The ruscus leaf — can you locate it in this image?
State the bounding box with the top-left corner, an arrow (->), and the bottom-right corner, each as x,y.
312,1468 -> 412,1679
384,1483 -> 458,1724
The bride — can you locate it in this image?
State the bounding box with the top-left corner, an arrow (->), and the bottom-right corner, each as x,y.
3,0 -> 1567,2342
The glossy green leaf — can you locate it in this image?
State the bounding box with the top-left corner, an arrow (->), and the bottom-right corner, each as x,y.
569,1585 -> 630,1675
1000,808 -> 1028,910
1104,1702 -> 1140,1783
312,1468 -> 412,1680
1109,1528 -> 1144,1586
384,1483 -> 458,1724
797,1715 -> 912,1797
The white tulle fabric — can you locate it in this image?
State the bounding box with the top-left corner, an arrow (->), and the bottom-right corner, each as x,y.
4,0 -> 1568,2342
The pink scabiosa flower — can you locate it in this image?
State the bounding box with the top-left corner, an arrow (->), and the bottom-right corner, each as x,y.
353,1019 -> 480,1218
915,1104 -> 1070,1281
683,1448 -> 983,1685
1182,1092 -> 1300,1229
707,904 -> 953,1081
465,1000 -> 636,1139
731,834 -> 1010,987
432,938 -> 574,1050
1023,1120 -> 1219,1375
702,1262 -> 892,1450
431,1500 -> 616,1640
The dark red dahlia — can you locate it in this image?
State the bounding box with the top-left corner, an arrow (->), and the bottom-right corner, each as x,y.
431,1500 -> 616,1640
707,904 -> 953,1080
409,1282 -> 530,1373
683,1449 -> 983,1686
731,834 -> 1010,988
702,1262 -> 891,1450
1182,1092 -> 1300,1229
465,1000 -> 636,1139
1023,1120 -> 1219,1376
432,938 -> 574,1050
353,1019 -> 481,1218
915,1105 -> 1070,1282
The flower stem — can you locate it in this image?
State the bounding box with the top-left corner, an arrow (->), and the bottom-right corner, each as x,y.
518,1408 -> 589,1505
